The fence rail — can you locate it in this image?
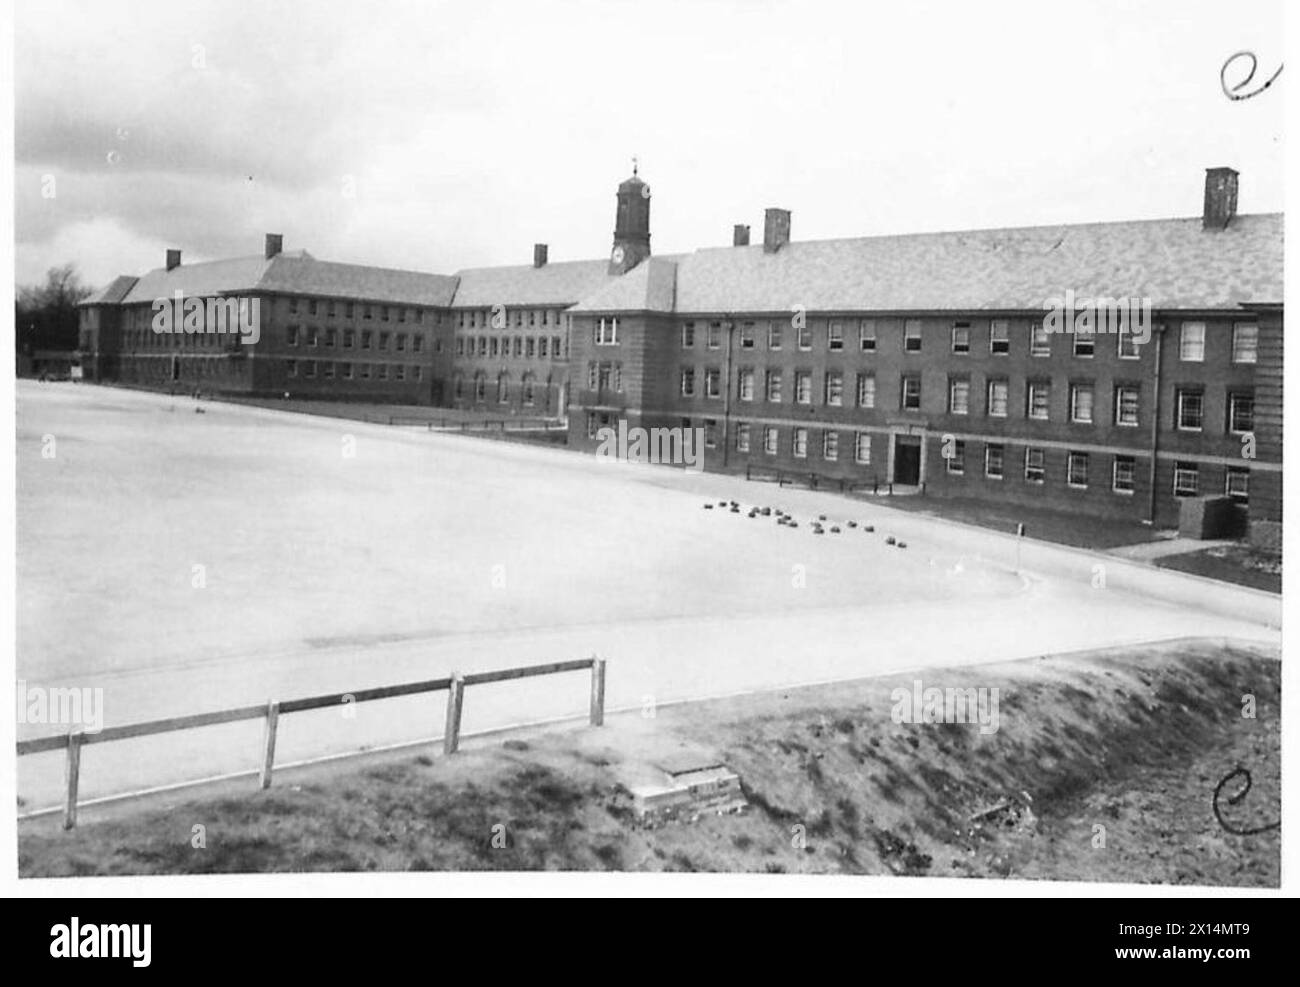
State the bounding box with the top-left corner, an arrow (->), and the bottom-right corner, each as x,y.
18,656 -> 606,830
386,414 -> 566,433
744,464 -> 886,494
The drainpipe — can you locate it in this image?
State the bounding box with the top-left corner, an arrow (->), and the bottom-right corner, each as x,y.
1146,323 -> 1166,525
721,315 -> 734,471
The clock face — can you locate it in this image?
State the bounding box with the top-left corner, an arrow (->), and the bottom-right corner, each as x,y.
611,246 -> 626,265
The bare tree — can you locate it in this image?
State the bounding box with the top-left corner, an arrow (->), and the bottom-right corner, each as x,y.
14,263 -> 93,356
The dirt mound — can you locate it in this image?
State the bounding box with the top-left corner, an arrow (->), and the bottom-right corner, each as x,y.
20,638 -> 1279,885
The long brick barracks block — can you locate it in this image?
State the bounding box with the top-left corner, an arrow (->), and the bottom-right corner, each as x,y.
79,166 -> 1282,533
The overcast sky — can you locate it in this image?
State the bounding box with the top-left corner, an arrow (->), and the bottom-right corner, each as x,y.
13,0 -> 1285,289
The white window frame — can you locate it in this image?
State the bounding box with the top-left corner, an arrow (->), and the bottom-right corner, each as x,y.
1028,381 -> 1051,420
1070,383 -> 1094,424
823,430 -> 839,461
985,444 -> 1004,479
1173,463 -> 1199,497
1024,448 -> 1045,483
855,432 -> 871,465
1179,322 -> 1206,362
859,320 -> 877,352
1112,457 -> 1136,494
949,378 -> 970,415
989,320 -> 1010,355
1176,388 -> 1204,431
857,373 -> 876,409
1232,323 -> 1258,364
951,323 -> 970,354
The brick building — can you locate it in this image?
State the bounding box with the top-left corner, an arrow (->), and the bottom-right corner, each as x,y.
78,166 -> 1283,541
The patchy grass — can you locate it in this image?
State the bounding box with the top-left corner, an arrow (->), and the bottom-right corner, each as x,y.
864,494 -> 1165,550
20,639 -> 1279,885
1155,544 -> 1281,594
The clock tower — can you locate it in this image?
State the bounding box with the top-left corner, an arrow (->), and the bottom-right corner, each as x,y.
608,159 -> 651,275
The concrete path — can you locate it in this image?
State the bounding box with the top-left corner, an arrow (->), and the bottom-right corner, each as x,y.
1108,538 -> 1237,561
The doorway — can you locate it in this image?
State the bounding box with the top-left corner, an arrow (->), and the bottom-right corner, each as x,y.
893,435 -> 921,485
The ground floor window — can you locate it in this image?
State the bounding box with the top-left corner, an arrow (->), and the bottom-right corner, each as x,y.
1226,467 -> 1250,503
792,427 -> 808,458
946,440 -> 965,474
1024,447 -> 1045,483
1113,456 -> 1135,493
985,444 -> 1003,479
1067,452 -> 1089,488
735,423 -> 750,453
855,432 -> 871,465
764,426 -> 778,455
1174,462 -> 1199,497
823,431 -> 838,461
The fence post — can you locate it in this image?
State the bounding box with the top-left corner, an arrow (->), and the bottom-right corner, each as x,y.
444,674 -> 465,754
589,656 -> 607,727
259,701 -> 280,790
63,730 -> 83,830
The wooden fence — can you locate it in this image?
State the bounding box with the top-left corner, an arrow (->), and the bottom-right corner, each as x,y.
17,656 -> 606,830
386,414 -> 566,433
744,464 -> 886,495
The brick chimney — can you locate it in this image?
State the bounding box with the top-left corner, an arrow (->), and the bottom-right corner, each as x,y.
763,208 -> 791,253
533,243 -> 548,268
1203,167 -> 1239,230
733,224 -> 751,247
265,233 -> 284,259
165,249 -> 182,271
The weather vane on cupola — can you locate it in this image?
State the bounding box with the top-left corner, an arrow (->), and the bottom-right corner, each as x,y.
632,155 -> 638,176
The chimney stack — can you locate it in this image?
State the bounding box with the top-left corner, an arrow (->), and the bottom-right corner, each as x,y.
533,243 -> 548,268
165,249 -> 182,271
733,224 -> 751,247
763,208 -> 791,253
265,233 -> 284,259
1203,167 -> 1239,230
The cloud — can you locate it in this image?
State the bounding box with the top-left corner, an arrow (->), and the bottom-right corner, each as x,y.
13,0 -> 1286,292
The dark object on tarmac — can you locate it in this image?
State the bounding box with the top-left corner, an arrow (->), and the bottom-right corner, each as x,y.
818,514 -> 827,521
885,536 -> 896,545
704,503 -> 714,509
897,541 -> 908,549
831,526 -> 841,533
847,520 -> 857,528
864,525 -> 875,533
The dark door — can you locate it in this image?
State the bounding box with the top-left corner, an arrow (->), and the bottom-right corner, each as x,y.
894,436 -> 921,484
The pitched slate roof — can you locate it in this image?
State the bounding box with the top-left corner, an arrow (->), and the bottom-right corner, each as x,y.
448,259 -> 617,308
117,251 -> 458,307
568,255 -> 681,313
80,275 -> 139,305
573,213 -> 1283,315
258,255 -> 458,306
